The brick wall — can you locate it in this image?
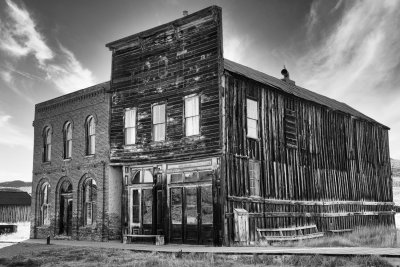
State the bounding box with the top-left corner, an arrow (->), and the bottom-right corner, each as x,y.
30,82 -> 120,241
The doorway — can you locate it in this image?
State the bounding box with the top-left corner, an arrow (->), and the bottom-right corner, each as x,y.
170,185 -> 213,244
59,180 -> 73,236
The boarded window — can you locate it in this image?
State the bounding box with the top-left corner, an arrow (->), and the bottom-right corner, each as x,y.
43,127 -> 51,162
125,108 -> 136,145
83,179 -> 97,225
185,95 -> 200,136
249,160 -> 260,196
64,122 -> 72,159
152,104 -> 166,141
246,99 -> 258,139
86,116 -> 96,155
284,106 -> 297,148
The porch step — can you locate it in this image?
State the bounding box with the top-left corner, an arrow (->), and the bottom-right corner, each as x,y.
123,234 -> 165,245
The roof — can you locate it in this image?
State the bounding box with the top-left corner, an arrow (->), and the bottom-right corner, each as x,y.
224,59 -> 388,128
0,190 -> 31,206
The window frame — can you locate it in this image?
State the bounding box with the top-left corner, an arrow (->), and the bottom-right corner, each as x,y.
124,107 -> 137,145
86,116 -> 96,155
39,182 -> 50,226
83,178 -> 97,226
43,127 -> 52,162
184,94 -> 201,137
246,98 -> 259,139
152,103 -> 166,142
63,122 -> 72,159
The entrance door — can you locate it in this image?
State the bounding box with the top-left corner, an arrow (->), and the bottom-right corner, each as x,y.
59,180 -> 73,236
129,187 -> 154,235
170,185 -> 213,244
60,195 -> 73,235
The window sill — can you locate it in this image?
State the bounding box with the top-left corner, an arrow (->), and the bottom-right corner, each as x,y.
63,158 -> 72,162
247,136 -> 260,141
85,154 -> 95,158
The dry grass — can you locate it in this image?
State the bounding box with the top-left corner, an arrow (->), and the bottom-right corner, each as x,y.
0,243 -> 394,267
269,225 -> 399,248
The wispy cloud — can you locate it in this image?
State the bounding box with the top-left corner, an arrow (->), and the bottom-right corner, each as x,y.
0,111 -> 32,149
298,0 -> 400,158
0,0 -> 95,94
224,34 -> 253,63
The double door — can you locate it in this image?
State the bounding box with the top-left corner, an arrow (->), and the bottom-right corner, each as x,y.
170,185 -> 213,244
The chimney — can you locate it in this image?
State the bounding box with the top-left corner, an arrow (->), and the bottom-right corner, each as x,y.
183,10 -> 189,17
281,66 -> 295,85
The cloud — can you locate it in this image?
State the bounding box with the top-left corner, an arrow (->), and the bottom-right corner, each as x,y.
0,0 -> 95,94
298,0 -> 400,158
43,45 -> 95,93
0,111 -> 32,149
0,70 -> 12,83
224,35 -> 253,63
0,0 -> 53,64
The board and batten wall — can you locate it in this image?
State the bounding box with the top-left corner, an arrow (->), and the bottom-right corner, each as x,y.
220,71 -> 394,245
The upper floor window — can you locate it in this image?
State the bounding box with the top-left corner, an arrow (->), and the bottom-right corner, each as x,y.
39,182 -> 50,226
86,116 -> 96,155
83,178 -> 97,225
246,98 -> 258,139
185,95 -> 200,136
125,108 -> 136,145
152,104 -> 166,141
63,122 -> 72,159
43,127 -> 52,162
249,160 -> 261,196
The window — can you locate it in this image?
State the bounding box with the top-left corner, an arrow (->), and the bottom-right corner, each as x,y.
86,116 -> 95,155
131,169 -> 153,184
43,127 -> 52,162
185,95 -> 200,136
63,122 -> 72,159
152,104 -> 166,141
247,99 -> 258,139
125,108 -> 136,145
83,179 -> 97,225
39,183 -> 50,226
249,160 -> 260,196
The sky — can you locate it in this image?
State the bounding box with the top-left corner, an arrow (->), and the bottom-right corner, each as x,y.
0,0 -> 399,183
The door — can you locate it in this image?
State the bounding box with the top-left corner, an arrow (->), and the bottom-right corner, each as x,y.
170,185 -> 213,244
60,194 -> 72,236
129,187 -> 154,235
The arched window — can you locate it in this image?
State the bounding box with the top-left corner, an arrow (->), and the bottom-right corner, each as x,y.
39,183 -> 50,226
63,122 -> 72,159
83,179 -> 97,225
43,127 -> 52,162
86,116 -> 96,155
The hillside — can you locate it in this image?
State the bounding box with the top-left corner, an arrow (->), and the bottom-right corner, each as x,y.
0,180 -> 31,188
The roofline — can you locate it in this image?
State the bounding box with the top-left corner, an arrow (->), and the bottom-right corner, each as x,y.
35,81 -> 109,109
105,6 -> 221,50
223,64 -> 390,130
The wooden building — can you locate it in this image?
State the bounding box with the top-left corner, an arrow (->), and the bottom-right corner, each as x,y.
0,189 -> 31,235
105,6 -> 394,246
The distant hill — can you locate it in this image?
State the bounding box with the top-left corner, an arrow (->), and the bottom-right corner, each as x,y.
0,180 -> 31,188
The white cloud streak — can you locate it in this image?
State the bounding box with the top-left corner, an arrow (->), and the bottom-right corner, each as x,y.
0,111 -> 32,149
298,0 -> 400,158
0,0 -> 95,94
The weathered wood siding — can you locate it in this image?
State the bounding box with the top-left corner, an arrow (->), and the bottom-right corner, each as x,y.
108,6 -> 223,164
221,72 -> 394,245
0,205 -> 30,223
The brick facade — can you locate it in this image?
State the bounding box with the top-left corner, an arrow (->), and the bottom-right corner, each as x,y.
30,82 -> 121,241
